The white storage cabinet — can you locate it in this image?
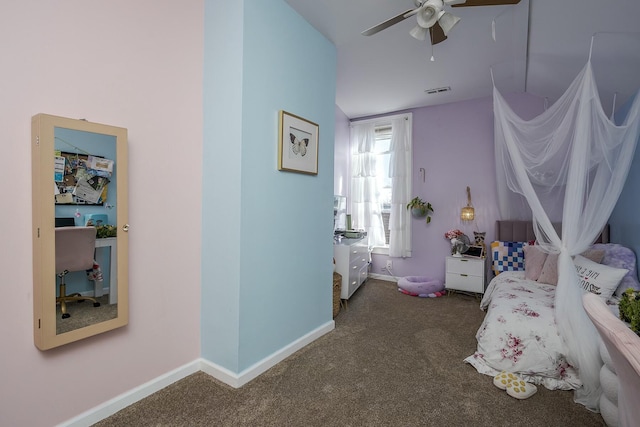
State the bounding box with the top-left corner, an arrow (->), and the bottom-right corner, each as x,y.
334,237 -> 370,300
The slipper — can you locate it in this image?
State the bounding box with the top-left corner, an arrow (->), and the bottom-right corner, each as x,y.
493,371 -> 519,390
506,379 -> 537,400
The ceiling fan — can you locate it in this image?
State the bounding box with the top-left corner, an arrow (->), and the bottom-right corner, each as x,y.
362,0 -> 521,45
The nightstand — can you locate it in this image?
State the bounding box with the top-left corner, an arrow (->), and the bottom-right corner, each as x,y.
445,256 -> 485,295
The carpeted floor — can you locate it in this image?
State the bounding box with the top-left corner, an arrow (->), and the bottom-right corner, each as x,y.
93,279 -> 605,427
56,295 -> 117,335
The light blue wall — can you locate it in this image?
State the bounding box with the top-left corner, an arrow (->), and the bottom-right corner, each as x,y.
609,91 -> 640,275
202,0 -> 244,372
202,0 -> 337,373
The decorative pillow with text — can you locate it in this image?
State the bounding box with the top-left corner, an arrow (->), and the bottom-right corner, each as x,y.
573,254 -> 628,302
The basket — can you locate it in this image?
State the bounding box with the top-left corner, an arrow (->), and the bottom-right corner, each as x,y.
333,272 -> 342,318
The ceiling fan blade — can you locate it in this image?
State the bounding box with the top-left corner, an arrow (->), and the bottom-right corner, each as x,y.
451,0 -> 520,6
429,22 -> 447,46
403,6 -> 422,19
361,9 -> 414,36
429,22 -> 447,45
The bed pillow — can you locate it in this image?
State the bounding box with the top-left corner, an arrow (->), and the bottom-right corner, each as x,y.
537,253 -> 560,285
491,241 -> 527,275
592,243 -> 640,297
581,248 -> 605,264
573,254 -> 628,302
537,249 -> 607,286
523,245 -> 547,281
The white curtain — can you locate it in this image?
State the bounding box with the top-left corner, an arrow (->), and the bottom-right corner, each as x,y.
350,122 -> 386,247
494,61 -> 640,410
388,116 -> 412,257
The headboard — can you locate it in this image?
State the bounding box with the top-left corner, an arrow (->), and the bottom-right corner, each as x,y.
495,220 -> 610,244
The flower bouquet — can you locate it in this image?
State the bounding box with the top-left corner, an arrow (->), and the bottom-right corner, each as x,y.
444,229 -> 468,257
444,229 -> 464,240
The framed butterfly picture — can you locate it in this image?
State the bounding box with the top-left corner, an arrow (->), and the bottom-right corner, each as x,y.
278,110 -> 319,175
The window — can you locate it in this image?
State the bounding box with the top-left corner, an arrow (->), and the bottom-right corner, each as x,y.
374,126 -> 392,245
350,113 -> 412,257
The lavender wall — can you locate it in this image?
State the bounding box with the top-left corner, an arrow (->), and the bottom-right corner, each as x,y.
335,93 -> 545,283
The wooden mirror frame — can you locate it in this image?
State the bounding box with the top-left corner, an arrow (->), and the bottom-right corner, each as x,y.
32,114 -> 129,350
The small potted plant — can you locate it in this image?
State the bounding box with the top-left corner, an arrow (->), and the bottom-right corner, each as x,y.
406,196 -> 434,223
96,224 -> 117,238
619,288 -> 640,335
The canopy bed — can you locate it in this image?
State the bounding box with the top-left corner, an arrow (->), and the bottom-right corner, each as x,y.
465,222 -> 639,409
466,35 -> 640,420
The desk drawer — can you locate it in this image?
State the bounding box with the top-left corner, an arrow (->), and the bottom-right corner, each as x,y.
348,245 -> 369,263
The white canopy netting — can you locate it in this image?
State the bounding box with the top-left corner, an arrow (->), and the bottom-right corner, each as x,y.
494,59 -> 640,411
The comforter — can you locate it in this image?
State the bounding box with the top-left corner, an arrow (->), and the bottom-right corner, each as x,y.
464,271 -> 582,390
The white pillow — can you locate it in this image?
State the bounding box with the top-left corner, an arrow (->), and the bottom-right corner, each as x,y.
573,255 -> 628,302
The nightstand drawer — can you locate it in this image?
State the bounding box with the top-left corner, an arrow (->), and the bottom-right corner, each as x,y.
446,257 -> 483,275
445,272 -> 484,294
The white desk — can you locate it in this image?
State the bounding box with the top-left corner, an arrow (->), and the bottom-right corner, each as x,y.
95,237 -> 117,304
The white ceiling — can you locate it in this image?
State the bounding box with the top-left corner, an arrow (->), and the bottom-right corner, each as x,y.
285,0 -> 640,119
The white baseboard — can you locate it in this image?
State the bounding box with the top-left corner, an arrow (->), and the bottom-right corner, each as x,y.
58,320 -> 335,427
200,319 -> 334,387
59,360 -> 201,427
368,273 -> 398,283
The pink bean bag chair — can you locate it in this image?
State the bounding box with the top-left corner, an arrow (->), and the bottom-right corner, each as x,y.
398,276 -> 445,298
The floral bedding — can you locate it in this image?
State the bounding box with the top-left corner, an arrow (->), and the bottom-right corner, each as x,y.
464,271 -> 582,390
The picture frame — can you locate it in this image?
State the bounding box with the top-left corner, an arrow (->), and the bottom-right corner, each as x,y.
464,245 -> 485,259
278,110 -> 319,175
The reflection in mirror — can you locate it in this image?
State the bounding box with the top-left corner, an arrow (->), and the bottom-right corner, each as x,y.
32,114 -> 129,350
54,128 -> 118,335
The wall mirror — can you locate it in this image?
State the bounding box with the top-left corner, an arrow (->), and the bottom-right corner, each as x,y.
32,114 -> 129,350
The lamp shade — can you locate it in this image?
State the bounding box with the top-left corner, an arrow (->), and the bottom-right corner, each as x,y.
410,25 -> 429,41
461,186 -> 475,221
438,12 -> 460,36
461,206 -> 475,221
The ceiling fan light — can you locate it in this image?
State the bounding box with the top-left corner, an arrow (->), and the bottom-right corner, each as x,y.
416,4 -> 440,28
438,12 -> 461,36
409,25 -> 429,41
